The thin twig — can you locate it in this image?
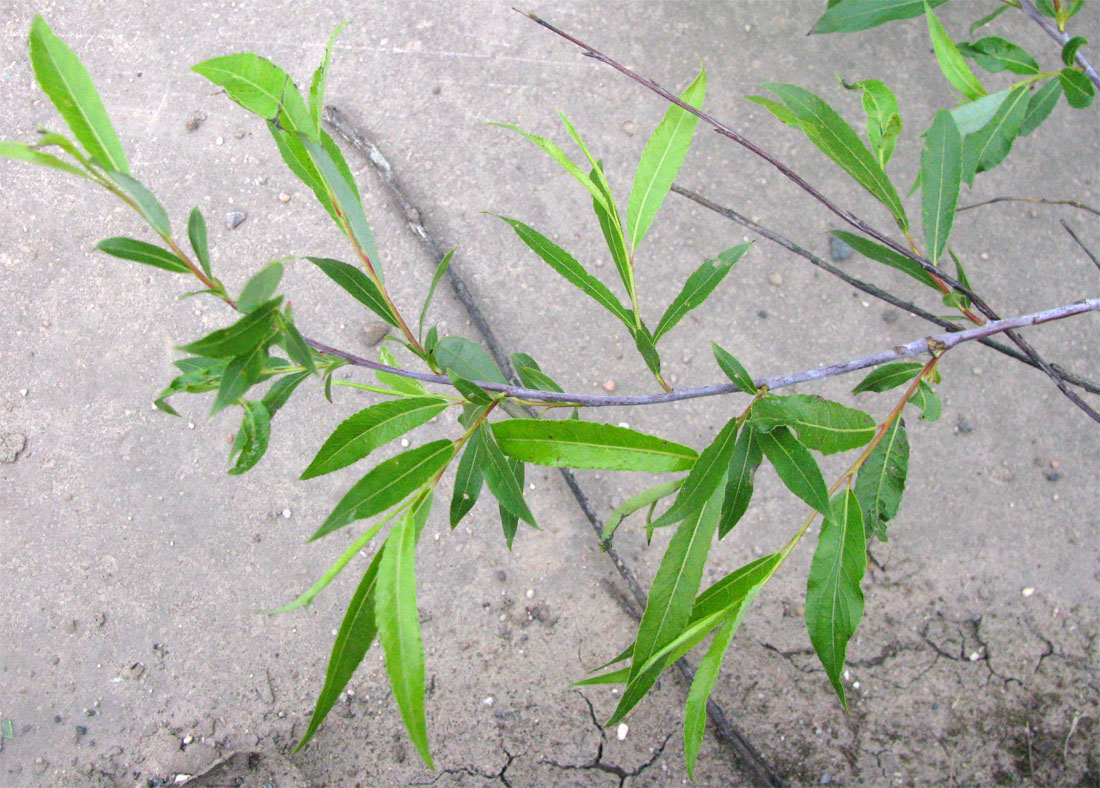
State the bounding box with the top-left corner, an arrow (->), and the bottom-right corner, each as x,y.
1018,0 -> 1100,89
519,9 -> 1100,422
673,184 -> 1100,395
1061,219 -> 1100,272
305,300 -> 1099,407
958,196 -> 1100,217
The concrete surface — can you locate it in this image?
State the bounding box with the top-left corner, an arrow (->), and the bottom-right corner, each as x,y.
1,1 -> 1097,786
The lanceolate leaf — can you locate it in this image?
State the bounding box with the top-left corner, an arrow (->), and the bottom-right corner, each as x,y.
446,369 -> 493,406
909,379 -> 942,421
491,419 -> 697,473
1019,80 -> 1063,137
419,250 -> 453,340
279,311 -> 316,374
238,261 -> 284,313
109,172 -> 170,237
811,0 -> 949,34
925,3 -> 986,101
211,342 -> 271,415
961,86 -> 1028,183
449,437 -> 485,529
762,83 -> 908,230
494,215 -> 632,327
261,370 -> 309,415
711,342 -> 756,395
649,417 -> 740,529
492,123 -> 611,213
959,36 -> 1040,75
377,346 -> 427,396
94,237 -> 190,274
310,22 -> 347,131
653,243 -> 750,342
601,480 -> 683,542
307,257 -> 398,326
512,352 -> 563,393
854,418 -> 909,541
751,394 -> 875,456
756,426 -> 830,514
719,426 -> 762,538
28,16 -> 129,174
744,95 -> 799,127
313,440 -> 455,540
499,458 -> 523,549
301,397 -> 449,480
628,67 -> 706,250
179,297 -> 283,358
474,423 -> 536,527
0,141 -> 88,178
228,399 -> 271,474
302,136 -> 380,273
433,336 -> 507,385
589,162 -> 633,301
920,109 -> 963,263
852,361 -> 923,394
632,324 -> 663,380
806,489 -> 867,709
192,53 -> 316,140
376,499 -> 434,768
830,231 -> 937,289
187,207 -> 212,277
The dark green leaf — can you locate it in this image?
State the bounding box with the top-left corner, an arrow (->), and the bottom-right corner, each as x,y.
969,5 -> 1009,36
1060,68 -> 1095,108
419,250 -> 453,340
719,426 -> 762,538
811,0 -> 949,34
261,370 -> 309,415
751,394 -> 876,456
1062,36 -> 1088,67
301,136 -> 380,274
512,352 -> 563,393
94,237 -> 190,274
628,67 -> 706,250
310,22 -> 347,130
653,243 -> 750,342
108,172 -> 170,237
962,86 -> 1028,183
499,458 -> 523,549
854,418 -> 908,541
447,369 -> 493,406
601,480 -> 682,542
313,440 -> 455,540
192,52 -> 316,140
649,417 -> 740,529
301,396 -> 449,480
433,336 -> 507,385
307,257 -> 398,326
921,109 -> 963,263
852,361 -> 923,394
926,2 -> 986,100
847,79 -> 902,168
449,438 -> 485,529
474,423 -> 536,527
1019,80 -> 1062,136
28,16 -> 129,173
959,36 -> 1040,75
757,426 -> 830,514
491,418 -> 697,472
227,400 -> 271,474
187,207 -> 212,277
908,379 -> 942,421
711,342 -> 757,395
831,231 -> 938,289
0,141 -> 88,178
279,312 -> 316,374
178,297 -> 283,358
211,343 -> 270,415
806,489 -> 866,708
238,262 -> 284,313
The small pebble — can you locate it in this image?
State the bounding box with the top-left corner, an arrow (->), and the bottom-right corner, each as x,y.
185,113 -> 205,132
969,651 -> 981,662
617,422 -> 630,429
281,508 -> 292,519
1022,587 -> 1035,597
215,135 -> 224,145
400,438 -> 410,448
820,775 -> 832,786
616,723 -> 629,741
621,120 -> 635,136
768,273 -> 783,286
483,696 -> 494,706
882,310 -> 898,324
956,417 -> 973,434
829,235 -> 854,261
602,380 -> 617,392
364,322 -> 390,347
278,192 -> 291,203
75,725 -> 87,736
226,211 -> 246,229
525,589 -> 534,599
1050,459 -> 1061,470
1045,471 -> 1063,482
757,310 -> 768,319
495,570 -> 507,582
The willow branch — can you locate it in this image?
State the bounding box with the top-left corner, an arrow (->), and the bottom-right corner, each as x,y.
1019,0 -> 1100,89
1061,219 -> 1100,272
958,196 -> 1100,217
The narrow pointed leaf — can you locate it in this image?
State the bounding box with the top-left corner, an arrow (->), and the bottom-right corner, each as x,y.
572,666 -> 631,686
94,237 -> 190,274
28,16 -> 129,173
109,172 -> 170,237
491,419 -> 696,472
811,0 -> 949,34
446,369 -> 493,406
601,480 -> 682,542
969,5 -> 1009,36
925,3 -> 986,100
449,438 -> 485,529
756,426 -> 829,514
227,400 -> 271,474
499,458 -> 523,549
474,423 -> 536,527
433,336 -> 507,385
419,250 -> 453,340
187,207 -> 212,277
588,162 -> 633,301
491,123 -> 611,213
512,353 -> 563,393
192,53 -> 315,140
377,346 -> 427,396
0,141 -> 88,178
307,257 -> 398,326
211,343 -> 270,415
653,243 -> 750,342
854,418 -> 908,541
830,231 -> 937,289
921,110 -> 963,263
719,426 -> 762,538
178,297 -> 282,358
1060,68 -> 1095,108
806,490 -> 866,709
744,95 -> 800,127
632,324 -> 663,380
961,86 -> 1028,182
302,397 -> 449,480
238,261 -> 284,313
711,342 -> 756,395
261,370 -> 310,415
313,440 -> 454,540
852,362 -> 923,394
751,394 -> 875,456
1019,80 -> 1062,137
628,67 -> 706,249
310,22 -> 347,130
301,136 -> 380,272
649,418 -> 740,529
279,313 -> 316,375
270,126 -> 359,229
959,36 -> 1040,75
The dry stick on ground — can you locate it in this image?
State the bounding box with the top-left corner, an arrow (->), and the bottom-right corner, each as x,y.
672,184 -> 1100,396
958,196 -> 1100,217
1019,0 -> 1100,89
323,106 -> 789,788
519,10 -> 1100,424
1061,220 -> 1100,272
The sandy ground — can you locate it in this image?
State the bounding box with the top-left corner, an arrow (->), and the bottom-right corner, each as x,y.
1,2 -> 1098,786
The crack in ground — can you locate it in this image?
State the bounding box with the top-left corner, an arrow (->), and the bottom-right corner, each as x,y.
410,745 -> 518,787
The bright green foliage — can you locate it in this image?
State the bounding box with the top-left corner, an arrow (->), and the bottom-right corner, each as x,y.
751,394 -> 876,456
1060,68 -> 1095,108
0,141 -> 87,178
847,79 -> 902,168
377,346 -> 428,395
925,2 -> 986,101
1062,36 -> 1088,67
653,243 -> 750,341
419,250 -> 453,340
228,400 -> 271,474
959,36 -> 1040,75
94,237 -> 190,274
920,110 -> 963,263
511,352 -> 563,393
601,480 -> 683,542
491,419 -> 697,472
433,336 -> 507,384
109,172 -> 170,236
178,298 -> 282,358
449,435 -> 485,528
212,342 -> 270,415
909,379 -> 942,421
648,417 -> 740,529
311,22 -> 348,130
812,0 -> 949,34
187,208 -> 212,277
192,53 -> 317,141
238,262 -> 284,313
961,87 -> 1028,184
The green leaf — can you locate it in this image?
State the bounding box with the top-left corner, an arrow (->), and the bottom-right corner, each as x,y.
920,110 -> 963,263
295,544 -> 384,751
806,489 -> 867,709
433,336 -> 507,385
756,426 -> 830,514
28,16 -> 129,174
653,243 -> 750,342
588,162 -> 633,301
0,141 -> 89,179
719,426 -> 762,538
178,297 -> 283,358
949,89 -> 1009,136
376,497 -> 434,769
307,257 -> 398,326
959,36 -> 1040,75
279,311 -> 316,374
925,2 -> 986,100
93,237 -> 190,274
108,172 -> 170,237
969,5 -> 1009,36
491,419 -> 697,472
499,458 -> 524,549
491,123 -> 611,214
649,418 -> 740,529
1019,80 -> 1063,137
1062,36 -> 1088,67
632,324 -> 663,380
474,423 -> 536,527
301,136 -> 380,273
908,379 -> 942,421
601,480 -> 683,542
1060,68 -> 1095,108
238,262 -> 284,313
854,418 -> 909,541
446,369 -> 493,406
751,394 -> 876,456
852,361 -> 924,394
187,208 -> 212,278
684,606 -> 744,779
711,342 -> 756,395
744,95 -> 800,127
301,396 -> 449,480
419,250 -> 453,341
310,22 -> 348,130
512,353 -> 563,393
493,215 -> 632,327
847,79 -> 902,168
961,86 -> 1028,183
628,67 -> 706,250
211,343 -> 270,415
313,440 -> 455,540
377,346 -> 427,396
192,52 -> 316,141
227,400 -> 271,474
762,83 -> 908,230
607,482 -> 725,727
449,438 -> 485,529
830,231 -> 938,289
811,0 -> 949,34
261,370 -> 310,415
270,127 -> 361,234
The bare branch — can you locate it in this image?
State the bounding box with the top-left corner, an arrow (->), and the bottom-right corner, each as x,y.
1018,0 -> 1100,89
958,196 -> 1100,217
1061,219 -> 1100,272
